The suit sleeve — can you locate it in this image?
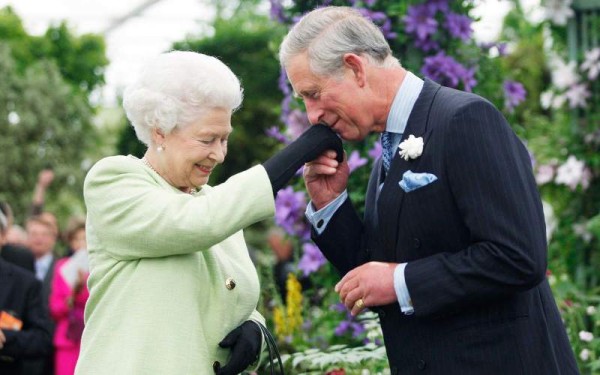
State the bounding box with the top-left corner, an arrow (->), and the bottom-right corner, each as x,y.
312,198 -> 369,276
405,100 -> 547,317
0,278 -> 52,359
84,158 -> 275,260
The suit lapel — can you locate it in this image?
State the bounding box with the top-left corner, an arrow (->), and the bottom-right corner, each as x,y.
377,79 -> 441,255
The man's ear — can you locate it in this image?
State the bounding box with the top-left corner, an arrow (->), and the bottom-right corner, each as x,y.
342,53 -> 366,87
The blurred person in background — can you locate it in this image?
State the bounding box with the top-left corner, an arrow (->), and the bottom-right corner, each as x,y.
30,169 -> 54,217
75,51 -> 342,375
0,202 -> 34,273
5,225 -> 28,249
50,217 -> 88,375
0,207 -> 53,375
24,215 -> 58,375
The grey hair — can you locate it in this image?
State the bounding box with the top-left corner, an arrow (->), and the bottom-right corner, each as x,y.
123,51 -> 243,147
279,6 -> 399,77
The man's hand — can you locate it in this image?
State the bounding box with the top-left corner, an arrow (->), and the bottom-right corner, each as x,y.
304,150 -> 349,210
0,329 -> 5,350
335,262 -> 398,316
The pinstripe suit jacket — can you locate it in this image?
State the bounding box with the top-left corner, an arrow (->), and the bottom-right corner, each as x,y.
314,80 -> 579,375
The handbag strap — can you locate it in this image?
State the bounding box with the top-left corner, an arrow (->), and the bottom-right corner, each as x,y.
252,320 -> 285,375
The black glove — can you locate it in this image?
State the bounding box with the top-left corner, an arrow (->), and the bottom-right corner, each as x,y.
263,124 -> 344,195
215,320 -> 262,375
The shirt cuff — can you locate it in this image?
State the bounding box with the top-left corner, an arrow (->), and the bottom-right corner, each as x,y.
305,190 -> 348,235
394,263 -> 414,315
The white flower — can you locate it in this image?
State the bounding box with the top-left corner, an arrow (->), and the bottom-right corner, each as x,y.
552,94 -> 566,109
580,348 -> 591,361
586,306 -> 597,315
555,155 -> 588,190
565,83 -> 590,109
550,58 -> 578,90
7,111 -> 20,125
536,164 -> 555,185
579,330 -> 594,342
540,91 -> 554,109
581,48 -> 600,80
543,0 -> 574,26
542,201 -> 557,242
398,135 -> 424,161
573,223 -> 593,243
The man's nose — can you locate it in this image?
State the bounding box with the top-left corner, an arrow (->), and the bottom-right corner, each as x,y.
305,101 -> 324,125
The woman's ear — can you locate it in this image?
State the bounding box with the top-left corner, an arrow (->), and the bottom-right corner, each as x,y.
151,128 -> 166,148
342,53 -> 366,87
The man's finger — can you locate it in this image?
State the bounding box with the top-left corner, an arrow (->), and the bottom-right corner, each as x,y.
344,287 -> 364,311
335,267 -> 359,292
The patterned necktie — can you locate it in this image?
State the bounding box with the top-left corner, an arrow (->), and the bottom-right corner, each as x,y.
381,131 -> 394,173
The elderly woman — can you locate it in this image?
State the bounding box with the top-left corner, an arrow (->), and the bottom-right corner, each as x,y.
75,51 -> 342,375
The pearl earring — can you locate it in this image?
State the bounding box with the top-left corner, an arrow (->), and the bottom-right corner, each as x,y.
157,145 -> 164,152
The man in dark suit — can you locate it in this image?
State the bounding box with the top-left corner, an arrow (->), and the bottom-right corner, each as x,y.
22,215 -> 57,375
0,203 -> 35,273
0,212 -> 53,375
279,6 -> 579,375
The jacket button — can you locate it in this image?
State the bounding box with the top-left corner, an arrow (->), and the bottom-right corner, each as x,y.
225,277 -> 236,290
418,359 -> 426,370
212,361 -> 221,373
413,238 -> 421,249
379,310 -> 386,319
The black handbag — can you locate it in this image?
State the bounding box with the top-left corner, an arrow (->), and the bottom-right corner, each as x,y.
255,321 -> 285,375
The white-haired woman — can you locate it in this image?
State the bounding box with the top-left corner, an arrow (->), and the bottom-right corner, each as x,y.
75,51 -> 342,375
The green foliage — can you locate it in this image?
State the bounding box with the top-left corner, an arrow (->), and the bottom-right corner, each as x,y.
0,44 -> 97,221
0,7 -> 108,224
0,6 -> 108,94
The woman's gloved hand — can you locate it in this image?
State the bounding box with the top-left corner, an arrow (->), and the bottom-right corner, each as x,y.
263,124 -> 344,195
214,320 -> 261,375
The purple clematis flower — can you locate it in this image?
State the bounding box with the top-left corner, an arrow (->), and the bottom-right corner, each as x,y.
332,302 -> 367,338
275,186 -> 310,239
414,37 -> 440,52
503,80 -> 527,112
444,12 -> 473,41
298,243 -> 327,276
347,150 -> 368,173
269,0 -> 287,23
404,4 -> 438,41
285,110 -> 311,141
421,52 -> 477,92
266,126 -> 288,144
426,0 -> 449,13
357,8 -> 397,39
368,140 -> 382,160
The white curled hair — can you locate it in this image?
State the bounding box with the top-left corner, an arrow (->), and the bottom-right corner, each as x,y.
123,51 -> 243,146
279,6 -> 399,78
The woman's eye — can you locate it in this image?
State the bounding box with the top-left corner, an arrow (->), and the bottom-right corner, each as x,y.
199,139 -> 214,145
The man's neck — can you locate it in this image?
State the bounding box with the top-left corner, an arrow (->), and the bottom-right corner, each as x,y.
371,67 -> 407,131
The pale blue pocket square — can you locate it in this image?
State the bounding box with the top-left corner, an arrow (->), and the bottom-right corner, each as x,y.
399,170 -> 438,193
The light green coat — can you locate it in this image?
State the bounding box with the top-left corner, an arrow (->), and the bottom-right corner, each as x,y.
75,155 -> 275,375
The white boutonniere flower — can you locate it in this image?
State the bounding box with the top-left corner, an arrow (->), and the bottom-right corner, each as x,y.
398,135 -> 424,161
